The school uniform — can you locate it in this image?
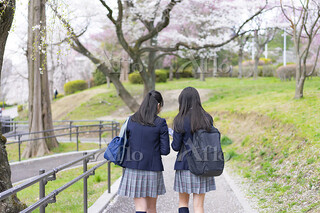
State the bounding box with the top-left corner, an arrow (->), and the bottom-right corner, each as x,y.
117,116 -> 170,198
171,115 -> 216,194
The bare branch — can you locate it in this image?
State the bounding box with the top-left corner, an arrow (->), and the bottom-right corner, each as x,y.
306,45 -> 320,77
99,0 -> 116,24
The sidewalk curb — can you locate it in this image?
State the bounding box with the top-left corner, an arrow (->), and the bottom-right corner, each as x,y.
223,169 -> 257,213
88,177 -> 122,213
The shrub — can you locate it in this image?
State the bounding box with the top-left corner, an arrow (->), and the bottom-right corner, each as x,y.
260,58 -> 272,64
156,69 -> 170,78
175,65 -> 194,78
93,69 -> 106,86
0,102 -> 6,107
276,64 -> 318,80
242,59 -> 266,66
129,72 -> 143,84
155,70 -> 167,83
262,65 -> 277,77
64,80 -> 88,95
17,105 -> 23,112
276,62 -> 295,68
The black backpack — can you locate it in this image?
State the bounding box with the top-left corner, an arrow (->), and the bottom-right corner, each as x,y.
186,126 -> 224,177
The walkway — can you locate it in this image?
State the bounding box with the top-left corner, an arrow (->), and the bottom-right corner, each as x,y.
103,151 -> 256,213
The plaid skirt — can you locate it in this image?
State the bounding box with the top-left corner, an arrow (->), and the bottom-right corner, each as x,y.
174,170 -> 216,194
117,168 -> 166,198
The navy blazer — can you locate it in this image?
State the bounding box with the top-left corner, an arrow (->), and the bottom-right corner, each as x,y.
171,115 -> 213,170
121,116 -> 170,171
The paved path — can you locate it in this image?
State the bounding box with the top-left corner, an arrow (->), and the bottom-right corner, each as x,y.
103,151 -> 255,213
10,150 -> 105,183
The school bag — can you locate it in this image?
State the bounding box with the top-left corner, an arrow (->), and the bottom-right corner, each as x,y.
104,117 -> 130,166
186,126 -> 224,177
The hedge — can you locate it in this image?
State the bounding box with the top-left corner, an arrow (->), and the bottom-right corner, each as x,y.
64,80 -> 88,95
232,65 -> 277,77
129,70 -> 168,84
155,70 -> 167,83
276,64 -> 318,81
129,72 -> 143,84
0,102 -> 6,107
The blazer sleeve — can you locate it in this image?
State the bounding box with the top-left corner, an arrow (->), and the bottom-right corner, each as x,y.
159,119 -> 170,155
171,130 -> 183,151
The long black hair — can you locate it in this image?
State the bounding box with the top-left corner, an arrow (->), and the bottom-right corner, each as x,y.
131,90 -> 164,126
173,87 -> 212,133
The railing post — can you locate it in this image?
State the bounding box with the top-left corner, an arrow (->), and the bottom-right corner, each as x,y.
18,135 -> 21,162
76,126 -> 79,152
69,121 -> 73,141
111,122 -> 114,139
83,152 -> 88,213
99,121 -> 102,149
108,161 -> 111,193
14,122 -> 17,139
39,169 -> 46,213
115,123 -> 119,136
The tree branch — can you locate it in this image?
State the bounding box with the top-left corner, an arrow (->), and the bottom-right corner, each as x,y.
139,0 -> 268,53
99,0 -> 116,24
134,0 -> 181,49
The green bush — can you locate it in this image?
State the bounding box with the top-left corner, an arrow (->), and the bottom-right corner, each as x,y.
156,69 -> 170,78
155,70 -> 167,83
262,65 -> 277,77
175,65 -> 194,78
64,80 -> 88,95
129,72 -> 143,84
17,105 -> 23,112
0,102 -> 6,107
232,65 -> 276,77
93,69 -> 106,86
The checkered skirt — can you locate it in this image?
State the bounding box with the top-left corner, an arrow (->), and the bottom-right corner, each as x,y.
174,170 -> 216,194
117,168 -> 166,198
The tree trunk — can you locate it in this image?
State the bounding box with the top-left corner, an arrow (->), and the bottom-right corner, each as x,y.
24,0 -> 58,158
0,0 -> 15,96
294,56 -> 305,99
199,58 -> 205,81
141,45 -> 156,96
169,64 -> 173,81
238,47 -> 243,79
0,1 -> 26,211
0,135 -> 27,212
213,55 -> 218,77
253,30 -> 259,79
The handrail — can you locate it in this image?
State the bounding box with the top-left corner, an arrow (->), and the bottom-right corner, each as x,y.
20,160 -> 108,213
0,148 -> 106,202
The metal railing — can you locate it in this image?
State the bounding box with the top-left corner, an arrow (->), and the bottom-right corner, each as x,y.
4,120 -> 120,161
0,148 -> 112,213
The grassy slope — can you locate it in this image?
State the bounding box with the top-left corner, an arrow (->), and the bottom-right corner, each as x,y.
156,77 -> 319,213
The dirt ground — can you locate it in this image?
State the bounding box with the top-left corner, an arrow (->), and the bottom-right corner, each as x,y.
52,88 -> 109,120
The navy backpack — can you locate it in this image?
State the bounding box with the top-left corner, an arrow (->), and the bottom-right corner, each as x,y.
186,126 -> 224,177
104,117 -> 130,166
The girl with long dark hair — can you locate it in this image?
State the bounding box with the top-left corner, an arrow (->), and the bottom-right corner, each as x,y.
117,90 -> 170,213
172,87 -> 216,213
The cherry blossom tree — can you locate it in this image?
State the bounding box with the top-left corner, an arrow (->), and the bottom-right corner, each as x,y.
280,0 -> 320,99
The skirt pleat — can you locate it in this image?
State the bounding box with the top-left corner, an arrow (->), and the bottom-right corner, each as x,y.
174,170 -> 216,194
117,168 -> 166,198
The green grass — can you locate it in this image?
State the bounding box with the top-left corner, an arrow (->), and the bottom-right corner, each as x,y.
65,91 -> 125,120
6,142 -> 101,162
156,77 -> 320,212
17,163 -> 122,213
